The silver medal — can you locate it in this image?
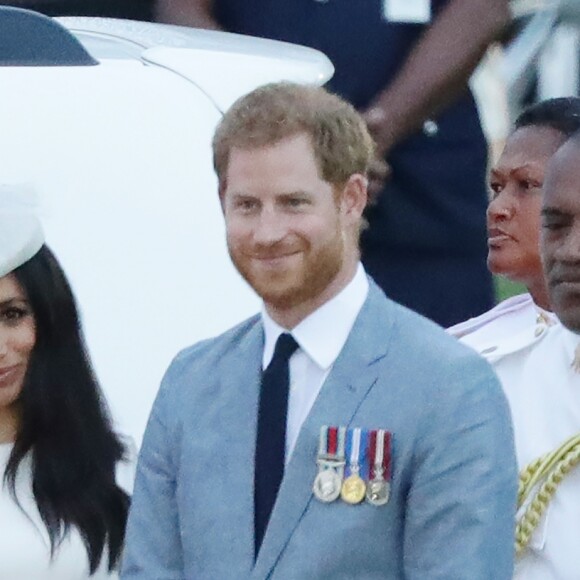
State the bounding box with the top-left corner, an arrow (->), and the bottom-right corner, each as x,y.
366,429 -> 391,506
313,426 -> 346,503
313,468 -> 342,503
366,478 -> 391,506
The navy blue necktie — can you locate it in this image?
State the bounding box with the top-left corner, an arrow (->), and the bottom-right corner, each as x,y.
254,333 -> 299,557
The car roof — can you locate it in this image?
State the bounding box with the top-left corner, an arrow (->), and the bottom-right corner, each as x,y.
57,17 -> 334,111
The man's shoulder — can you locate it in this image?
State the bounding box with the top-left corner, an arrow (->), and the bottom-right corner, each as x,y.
372,294 -> 508,426
367,283 -> 492,370
166,313 -> 262,378
393,298 -> 489,363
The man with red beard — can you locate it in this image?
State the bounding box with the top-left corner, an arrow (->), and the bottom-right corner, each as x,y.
122,83 -> 516,579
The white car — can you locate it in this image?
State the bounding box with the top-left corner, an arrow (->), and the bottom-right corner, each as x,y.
0,8 -> 333,442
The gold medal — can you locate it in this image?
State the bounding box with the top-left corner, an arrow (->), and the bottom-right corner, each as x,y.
341,427 -> 366,504
341,473 -> 366,504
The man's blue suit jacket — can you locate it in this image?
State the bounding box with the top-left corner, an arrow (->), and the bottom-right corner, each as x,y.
122,280 -> 517,579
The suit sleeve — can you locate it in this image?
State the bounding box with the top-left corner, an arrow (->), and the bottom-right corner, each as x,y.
121,369 -> 184,579
403,355 -> 517,579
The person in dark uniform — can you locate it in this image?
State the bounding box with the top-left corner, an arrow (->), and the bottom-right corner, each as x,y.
154,0 -> 510,327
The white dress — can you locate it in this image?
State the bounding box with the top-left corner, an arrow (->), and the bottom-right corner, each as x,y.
0,442 -> 135,580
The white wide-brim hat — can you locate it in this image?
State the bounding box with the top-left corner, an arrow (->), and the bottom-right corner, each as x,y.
0,183 -> 45,278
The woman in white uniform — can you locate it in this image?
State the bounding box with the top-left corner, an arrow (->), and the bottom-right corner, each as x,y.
449,98 -> 580,577
0,190 -> 132,579
449,97 -> 580,378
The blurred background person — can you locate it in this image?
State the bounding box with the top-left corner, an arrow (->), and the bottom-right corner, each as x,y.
449,97 -> 580,377
0,189 -> 133,578
153,0 -> 511,327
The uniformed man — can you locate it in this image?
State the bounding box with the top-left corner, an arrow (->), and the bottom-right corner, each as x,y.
153,0 -> 510,327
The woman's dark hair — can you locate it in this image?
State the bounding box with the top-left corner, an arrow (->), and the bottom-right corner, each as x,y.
515,96 -> 580,137
4,245 -> 130,574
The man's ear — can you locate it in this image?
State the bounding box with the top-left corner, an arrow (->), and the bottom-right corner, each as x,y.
340,173 -> 368,221
218,179 -> 227,214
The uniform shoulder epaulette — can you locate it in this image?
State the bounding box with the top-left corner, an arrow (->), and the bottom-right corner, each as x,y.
447,294 -> 533,338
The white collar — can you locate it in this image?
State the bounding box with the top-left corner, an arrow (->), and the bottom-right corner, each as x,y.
556,324 -> 580,373
261,263 -> 369,370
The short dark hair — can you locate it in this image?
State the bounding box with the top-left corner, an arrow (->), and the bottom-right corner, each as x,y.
6,245 -> 129,574
213,82 -> 375,193
515,97 -> 580,137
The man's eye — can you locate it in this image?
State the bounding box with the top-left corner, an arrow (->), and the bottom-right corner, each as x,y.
542,219 -> 566,231
235,199 -> 258,211
520,179 -> 540,191
285,197 -> 307,208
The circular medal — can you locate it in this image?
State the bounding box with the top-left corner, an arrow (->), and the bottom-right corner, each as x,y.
340,474 -> 366,504
366,479 -> 390,506
313,469 -> 342,503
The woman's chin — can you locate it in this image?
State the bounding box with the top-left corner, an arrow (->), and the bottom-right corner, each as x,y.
487,251 -> 509,276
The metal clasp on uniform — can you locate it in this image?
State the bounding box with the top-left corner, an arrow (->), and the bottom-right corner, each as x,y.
316,456 -> 346,468
423,119 -> 439,137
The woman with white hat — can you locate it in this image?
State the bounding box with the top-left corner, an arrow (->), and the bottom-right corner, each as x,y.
0,189 -> 132,578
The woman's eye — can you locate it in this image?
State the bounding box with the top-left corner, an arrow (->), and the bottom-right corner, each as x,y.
1,307 -> 29,324
489,182 -> 502,198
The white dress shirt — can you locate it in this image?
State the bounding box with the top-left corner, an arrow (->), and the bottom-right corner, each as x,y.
261,263 -> 369,463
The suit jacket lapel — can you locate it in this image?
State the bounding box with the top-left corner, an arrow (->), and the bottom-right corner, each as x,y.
203,320 -> 263,576
252,282 -> 395,579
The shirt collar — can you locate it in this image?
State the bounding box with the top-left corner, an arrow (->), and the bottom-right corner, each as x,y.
557,324 -> 580,370
261,263 -> 369,370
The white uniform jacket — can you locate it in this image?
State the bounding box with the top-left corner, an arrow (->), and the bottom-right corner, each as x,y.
507,324 -> 580,579
451,296 -> 580,578
448,293 -> 557,387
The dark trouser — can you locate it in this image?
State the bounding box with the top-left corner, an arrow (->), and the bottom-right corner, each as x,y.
362,245 -> 494,328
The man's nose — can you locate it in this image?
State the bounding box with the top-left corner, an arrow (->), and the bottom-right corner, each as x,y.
253,206 -> 287,245
555,224 -> 580,263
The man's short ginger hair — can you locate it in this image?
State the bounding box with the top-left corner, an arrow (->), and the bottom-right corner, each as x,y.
212,82 -> 375,192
